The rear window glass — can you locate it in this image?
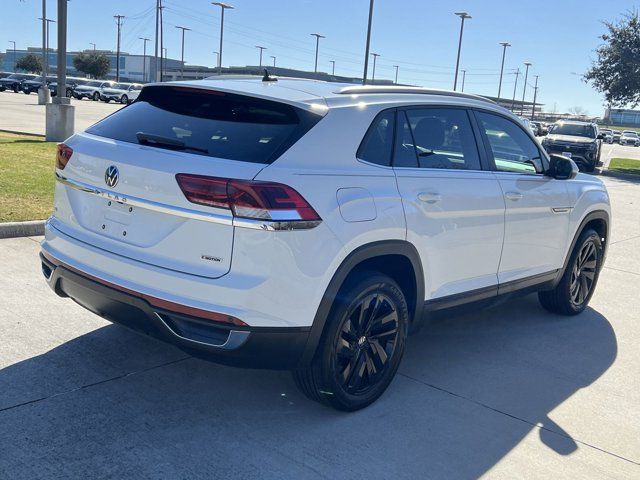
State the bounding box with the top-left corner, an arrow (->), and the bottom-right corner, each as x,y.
86,85 -> 321,164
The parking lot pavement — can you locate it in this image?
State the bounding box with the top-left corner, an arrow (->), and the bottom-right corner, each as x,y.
0,90 -> 122,135
599,142 -> 640,170
1,175 -> 639,479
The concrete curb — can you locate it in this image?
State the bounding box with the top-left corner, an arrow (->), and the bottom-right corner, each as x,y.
600,169 -> 640,182
0,220 -> 46,239
0,129 -> 45,138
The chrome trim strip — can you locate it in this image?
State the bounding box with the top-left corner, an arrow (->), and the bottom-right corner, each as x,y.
552,207 -> 572,214
154,313 -> 250,350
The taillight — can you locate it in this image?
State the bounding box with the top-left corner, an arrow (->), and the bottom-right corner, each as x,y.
176,174 -> 321,223
56,143 -> 73,170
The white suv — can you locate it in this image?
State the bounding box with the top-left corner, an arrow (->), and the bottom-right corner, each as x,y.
41,78 -> 611,411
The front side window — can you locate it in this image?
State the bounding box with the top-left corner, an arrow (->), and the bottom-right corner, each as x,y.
400,108 -> 481,170
476,111 -> 543,174
357,110 -> 395,166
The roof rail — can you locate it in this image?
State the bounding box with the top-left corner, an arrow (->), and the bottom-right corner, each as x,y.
335,85 -> 496,104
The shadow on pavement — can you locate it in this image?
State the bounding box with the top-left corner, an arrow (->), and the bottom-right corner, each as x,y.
0,294 -> 616,479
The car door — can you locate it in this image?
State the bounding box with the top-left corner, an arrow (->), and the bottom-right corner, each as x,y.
473,110 -> 571,284
393,107 -> 505,301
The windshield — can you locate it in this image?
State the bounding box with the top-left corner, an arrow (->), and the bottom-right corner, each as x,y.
550,123 -> 596,138
113,83 -> 130,89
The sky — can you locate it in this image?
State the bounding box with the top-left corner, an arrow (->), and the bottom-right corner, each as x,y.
1,0 -> 638,116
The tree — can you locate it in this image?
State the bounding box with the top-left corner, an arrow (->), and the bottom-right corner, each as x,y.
73,52 -> 110,79
585,10 -> 640,107
15,53 -> 43,73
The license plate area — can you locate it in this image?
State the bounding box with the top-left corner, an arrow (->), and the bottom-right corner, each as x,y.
100,199 -> 136,241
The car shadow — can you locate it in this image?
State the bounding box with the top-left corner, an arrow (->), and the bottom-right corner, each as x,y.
0,294 -> 616,479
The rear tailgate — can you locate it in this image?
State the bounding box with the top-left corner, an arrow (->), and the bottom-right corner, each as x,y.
51,84 -> 321,278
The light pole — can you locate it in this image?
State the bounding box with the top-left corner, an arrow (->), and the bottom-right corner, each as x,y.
139,37 -> 149,82
393,64 -> 399,84
38,17 -> 56,74
213,51 -> 219,66
310,33 -> 325,73
330,60 -> 335,75
497,42 -> 510,99
511,68 -> 520,111
370,53 -> 380,83
461,69 -> 467,92
90,42 -> 96,51
521,62 -> 532,115
9,41 -> 16,71
162,47 -> 167,80
362,0 -> 374,85
255,45 -> 266,67
453,11 -> 471,91
531,75 -> 539,120
270,55 -> 276,67
175,26 -> 190,80
114,15 -> 125,82
212,2 -> 233,75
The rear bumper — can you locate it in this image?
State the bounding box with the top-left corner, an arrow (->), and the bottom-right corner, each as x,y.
40,252 -> 310,369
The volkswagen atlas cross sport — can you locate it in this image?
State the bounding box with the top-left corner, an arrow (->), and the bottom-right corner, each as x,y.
41,78 -> 611,411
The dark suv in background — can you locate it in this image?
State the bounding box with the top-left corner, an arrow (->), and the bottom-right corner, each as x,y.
22,75 -> 56,94
0,73 -> 37,92
541,121 -> 602,172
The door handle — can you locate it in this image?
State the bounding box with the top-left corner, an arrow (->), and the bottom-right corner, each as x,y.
504,191 -> 524,201
418,192 -> 441,204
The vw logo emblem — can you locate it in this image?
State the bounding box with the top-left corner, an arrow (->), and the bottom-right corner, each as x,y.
104,165 -> 119,188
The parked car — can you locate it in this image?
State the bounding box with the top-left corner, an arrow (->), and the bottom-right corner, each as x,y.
519,117 -> 538,136
72,80 -> 115,101
619,131 -> 640,146
0,73 -> 37,92
542,121 -> 602,172
530,122 -> 541,136
50,77 -> 90,97
612,130 -> 623,143
100,82 -> 143,104
598,128 -> 614,144
0,71 -> 14,79
21,75 -> 56,94
42,79 -> 611,411
538,122 -> 549,136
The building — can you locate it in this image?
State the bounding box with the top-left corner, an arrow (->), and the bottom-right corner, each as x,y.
1,47 -> 181,82
605,108 -> 640,127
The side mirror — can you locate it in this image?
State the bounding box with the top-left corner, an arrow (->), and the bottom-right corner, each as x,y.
547,154 -> 579,180
597,133 -> 604,140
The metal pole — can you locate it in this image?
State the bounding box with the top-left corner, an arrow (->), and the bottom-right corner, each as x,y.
255,46 -> 266,67
159,3 -> 164,80
270,55 -> 276,67
175,26 -> 190,80
9,41 -> 16,71
531,75 -> 539,120
497,42 -> 510,99
461,69 -> 466,92
56,0 -> 67,100
139,37 -> 149,82
162,47 -> 167,80
114,15 -> 125,82
330,60 -> 335,75
311,33 -> 325,73
521,62 -> 531,115
154,0 -> 159,81
511,68 -> 520,111
41,0 -> 46,79
362,0 -> 374,85
371,53 -> 379,82
213,3 -> 234,75
453,12 -> 471,91
90,42 -> 96,51
393,65 -> 399,84
213,51 -> 219,67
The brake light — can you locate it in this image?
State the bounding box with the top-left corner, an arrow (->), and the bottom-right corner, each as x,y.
56,143 -> 73,170
176,174 -> 321,222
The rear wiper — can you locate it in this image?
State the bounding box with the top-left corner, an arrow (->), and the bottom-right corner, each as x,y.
136,132 -> 209,154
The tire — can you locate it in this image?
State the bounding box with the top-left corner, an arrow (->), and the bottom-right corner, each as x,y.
103,98 -> 110,103
13,85 -> 19,93
120,94 -> 128,104
293,272 -> 409,411
23,90 -> 30,94
92,91 -> 100,101
538,228 -> 603,315
584,162 -> 596,173
66,89 -> 73,98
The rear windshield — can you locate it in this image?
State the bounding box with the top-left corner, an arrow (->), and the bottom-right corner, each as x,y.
86,85 -> 322,164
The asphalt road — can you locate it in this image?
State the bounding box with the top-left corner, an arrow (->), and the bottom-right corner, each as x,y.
1,174 -> 639,479
0,89 -> 122,135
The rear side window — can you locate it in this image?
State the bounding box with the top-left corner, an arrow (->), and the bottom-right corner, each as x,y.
86,85 -> 321,164
357,110 -> 395,166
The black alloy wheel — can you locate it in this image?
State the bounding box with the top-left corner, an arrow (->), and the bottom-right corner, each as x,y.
569,240 -> 598,308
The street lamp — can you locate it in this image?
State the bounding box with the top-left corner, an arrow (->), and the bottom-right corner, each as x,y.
370,53 -> 380,82
9,41 -> 16,72
212,2 -> 233,75
453,11 -> 471,91
90,42 -> 96,51
531,75 -> 539,120
362,0 -> 374,85
521,61 -> 532,115
175,26 -> 191,80
270,55 -> 276,67
497,42 -> 511,99
213,51 -> 219,66
310,33 -> 325,73
255,45 -> 266,67
330,60 -> 335,75
461,69 -> 467,92
139,37 -> 150,82
393,65 -> 399,84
